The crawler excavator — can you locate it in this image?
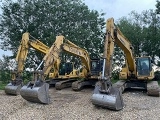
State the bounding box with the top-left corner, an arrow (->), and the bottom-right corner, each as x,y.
49,38 -> 102,91
91,18 -> 159,110
55,39 -> 93,90
5,32 -> 50,95
20,35 -> 102,104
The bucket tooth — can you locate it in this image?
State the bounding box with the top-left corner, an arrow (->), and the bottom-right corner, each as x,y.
20,81 -> 50,104
91,84 -> 124,111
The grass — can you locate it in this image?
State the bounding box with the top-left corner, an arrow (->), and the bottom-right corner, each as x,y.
0,82 -> 7,90
158,80 -> 160,85
111,79 -> 119,83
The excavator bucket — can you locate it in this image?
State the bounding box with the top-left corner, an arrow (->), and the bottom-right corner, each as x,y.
5,83 -> 22,95
91,83 -> 124,111
20,81 -> 50,104
5,79 -> 23,95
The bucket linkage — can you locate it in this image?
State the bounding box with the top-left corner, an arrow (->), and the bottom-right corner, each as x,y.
91,59 -> 124,110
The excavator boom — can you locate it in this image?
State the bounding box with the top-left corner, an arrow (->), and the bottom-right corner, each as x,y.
92,18 -> 124,110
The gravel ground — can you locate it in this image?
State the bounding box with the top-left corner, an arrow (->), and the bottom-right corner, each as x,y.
0,87 -> 160,120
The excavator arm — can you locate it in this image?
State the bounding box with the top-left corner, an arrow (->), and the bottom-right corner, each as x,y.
40,36 -> 63,78
16,34 -> 49,75
91,18 -> 124,110
61,40 -> 90,76
114,27 -> 136,76
54,39 -> 92,90
5,32 -> 50,95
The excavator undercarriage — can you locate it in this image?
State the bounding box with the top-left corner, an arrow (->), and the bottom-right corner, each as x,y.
47,62 -> 80,90
113,80 -> 160,97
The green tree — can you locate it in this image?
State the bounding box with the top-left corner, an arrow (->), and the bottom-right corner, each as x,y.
156,0 -> 160,14
0,55 -> 12,83
117,10 -> 160,63
141,10 -> 160,60
0,0 -> 105,68
117,11 -> 144,57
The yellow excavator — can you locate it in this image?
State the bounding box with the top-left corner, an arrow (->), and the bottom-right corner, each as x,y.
54,39 -> 92,90
48,38 -> 102,91
37,36 -> 91,90
5,32 -> 50,95
91,18 -> 159,110
20,35 -> 102,104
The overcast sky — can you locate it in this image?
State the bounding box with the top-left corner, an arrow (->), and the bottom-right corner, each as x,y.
0,0 -> 157,58
84,0 -> 157,20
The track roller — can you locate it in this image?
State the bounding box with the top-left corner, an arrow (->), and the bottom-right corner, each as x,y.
55,79 -> 77,90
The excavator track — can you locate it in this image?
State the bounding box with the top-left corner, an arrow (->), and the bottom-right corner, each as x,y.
72,80 -> 83,91
147,81 -> 160,97
113,80 -> 126,93
113,80 -> 160,97
72,79 -> 97,91
55,79 -> 78,90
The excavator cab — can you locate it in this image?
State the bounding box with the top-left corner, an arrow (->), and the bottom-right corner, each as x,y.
90,59 -> 103,76
59,62 -> 73,75
136,57 -> 152,76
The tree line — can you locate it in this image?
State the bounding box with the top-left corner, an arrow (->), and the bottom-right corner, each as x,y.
0,0 -> 160,82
